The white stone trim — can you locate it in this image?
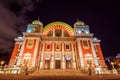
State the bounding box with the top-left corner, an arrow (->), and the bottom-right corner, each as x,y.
53,29 -> 55,37
17,37 -> 26,65
32,38 -> 40,67
77,38 -> 84,68
40,42 -> 45,69
82,40 -> 89,49
71,42 -> 76,69
62,41 -> 66,69
90,39 -> 99,66
62,29 -> 64,37
50,41 -> 55,69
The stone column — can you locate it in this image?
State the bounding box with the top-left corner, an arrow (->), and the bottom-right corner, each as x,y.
90,39 -> 99,66
40,42 -> 45,69
17,38 -> 26,66
53,29 -> 55,37
62,29 -> 64,37
77,39 -> 84,68
62,42 -> 66,69
50,42 -> 55,69
72,43 -> 76,70
32,38 -> 40,67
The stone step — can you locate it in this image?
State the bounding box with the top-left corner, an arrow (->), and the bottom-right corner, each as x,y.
31,69 -> 86,76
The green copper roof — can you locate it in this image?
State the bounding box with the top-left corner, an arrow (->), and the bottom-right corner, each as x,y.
32,20 -> 43,26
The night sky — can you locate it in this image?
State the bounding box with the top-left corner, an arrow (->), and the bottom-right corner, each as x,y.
0,0 -> 120,62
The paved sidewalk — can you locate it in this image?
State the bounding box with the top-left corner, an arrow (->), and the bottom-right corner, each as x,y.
0,70 -> 120,80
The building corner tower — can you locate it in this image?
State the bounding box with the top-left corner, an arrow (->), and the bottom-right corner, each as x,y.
74,19 -> 107,72
9,20 -> 43,69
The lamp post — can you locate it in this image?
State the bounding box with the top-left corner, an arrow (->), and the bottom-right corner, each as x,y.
0,61 -> 5,69
111,62 -> 115,69
111,62 -> 118,74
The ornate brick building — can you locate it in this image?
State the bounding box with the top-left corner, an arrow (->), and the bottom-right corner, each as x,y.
9,19 -> 107,73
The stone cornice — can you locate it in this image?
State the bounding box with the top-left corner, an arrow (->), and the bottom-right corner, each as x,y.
42,36 -> 75,41
75,33 -> 94,38
23,32 -> 42,37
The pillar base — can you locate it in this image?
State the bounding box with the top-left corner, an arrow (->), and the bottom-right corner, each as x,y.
50,62 -> 54,69
61,62 -> 66,69
72,62 -> 76,70
40,62 -> 44,69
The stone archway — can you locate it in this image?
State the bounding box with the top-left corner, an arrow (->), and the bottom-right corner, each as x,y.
85,53 -> 93,68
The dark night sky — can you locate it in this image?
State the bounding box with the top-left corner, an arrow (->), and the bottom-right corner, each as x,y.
0,0 -> 120,62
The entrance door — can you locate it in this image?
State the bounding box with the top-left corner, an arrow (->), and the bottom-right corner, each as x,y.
66,60 -> 71,69
44,60 -> 50,69
55,60 -> 61,69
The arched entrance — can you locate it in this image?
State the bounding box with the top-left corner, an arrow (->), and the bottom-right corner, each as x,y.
55,60 -> 61,69
66,60 -> 72,69
44,60 -> 50,69
23,53 -> 31,67
85,53 -> 93,68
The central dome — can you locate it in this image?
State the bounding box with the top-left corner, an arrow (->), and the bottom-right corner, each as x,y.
43,21 -> 74,36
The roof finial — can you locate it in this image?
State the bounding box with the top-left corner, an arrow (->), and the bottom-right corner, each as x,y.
77,18 -> 79,21
38,16 -> 40,21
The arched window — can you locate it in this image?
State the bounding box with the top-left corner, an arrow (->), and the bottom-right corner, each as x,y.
47,31 -> 53,36
55,29 -> 61,37
64,31 -> 69,37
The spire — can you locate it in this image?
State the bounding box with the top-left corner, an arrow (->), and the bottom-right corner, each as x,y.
77,18 -> 79,21
38,16 -> 40,21
74,18 -> 85,27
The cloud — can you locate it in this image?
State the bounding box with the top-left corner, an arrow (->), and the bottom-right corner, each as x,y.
0,4 -> 18,54
0,0 -> 42,55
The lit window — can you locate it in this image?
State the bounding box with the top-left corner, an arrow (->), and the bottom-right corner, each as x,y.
64,31 -> 69,37
47,31 -> 53,36
47,44 -> 51,49
66,45 -> 69,49
83,40 -> 88,47
18,45 -> 22,51
86,30 -> 89,34
55,29 -> 61,37
26,25 -> 37,33
56,44 -> 60,50
94,46 -> 97,52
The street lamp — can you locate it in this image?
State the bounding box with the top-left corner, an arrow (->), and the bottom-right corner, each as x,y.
99,65 -> 102,74
111,62 -> 115,69
0,61 -> 5,69
111,62 -> 118,74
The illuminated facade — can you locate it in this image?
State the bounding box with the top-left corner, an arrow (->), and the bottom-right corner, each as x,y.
9,20 -> 107,73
